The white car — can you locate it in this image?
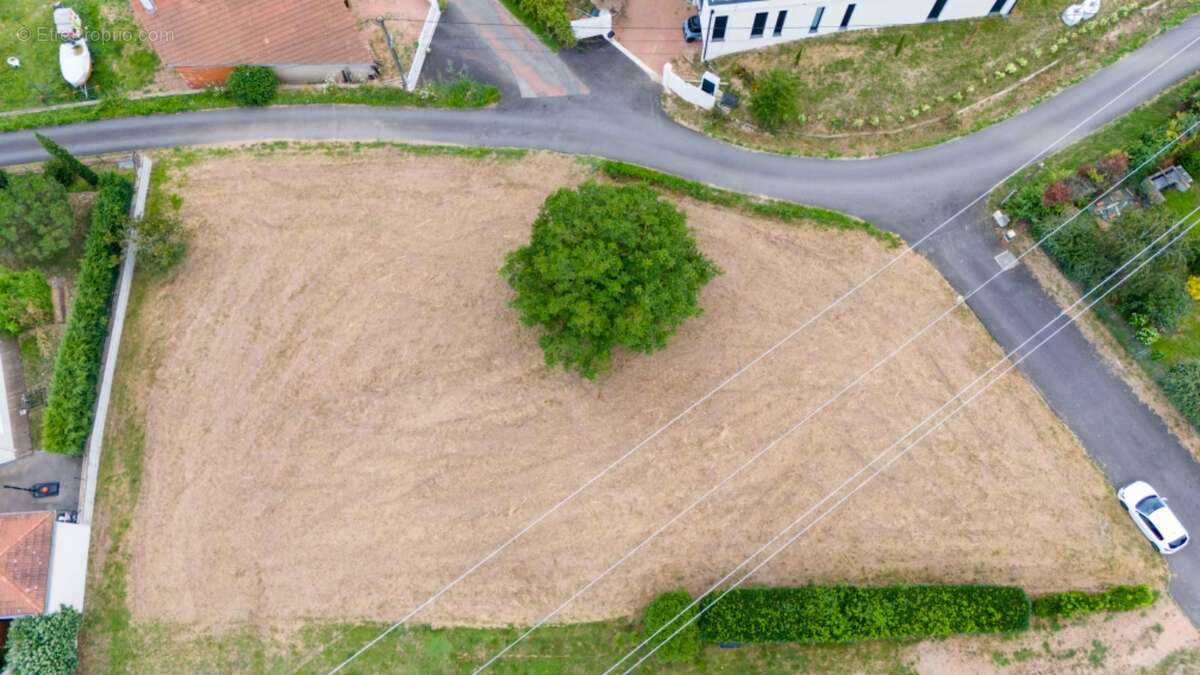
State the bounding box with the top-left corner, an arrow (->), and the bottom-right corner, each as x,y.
1118,481 -> 1189,554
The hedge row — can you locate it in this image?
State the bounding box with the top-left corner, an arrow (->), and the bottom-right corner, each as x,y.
41,173 -> 133,455
597,160 -> 901,246
641,590 -> 701,662
697,585 -> 1030,644
501,0 -> 576,50
1031,585 -> 1158,619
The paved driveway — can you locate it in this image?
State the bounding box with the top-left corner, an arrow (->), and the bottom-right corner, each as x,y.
613,0 -> 700,76
4,13 -> 1200,623
426,0 -> 589,98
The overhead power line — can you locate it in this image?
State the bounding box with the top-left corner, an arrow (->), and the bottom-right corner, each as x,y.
324,23 -> 1200,675
612,205 -> 1200,672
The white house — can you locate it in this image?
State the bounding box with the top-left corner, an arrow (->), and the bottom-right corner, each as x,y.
698,0 -> 1019,61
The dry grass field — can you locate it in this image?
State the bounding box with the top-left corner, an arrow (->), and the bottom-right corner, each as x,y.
113,146 -> 1158,633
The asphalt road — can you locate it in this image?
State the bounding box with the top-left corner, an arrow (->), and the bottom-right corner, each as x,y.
3,15 -> 1200,621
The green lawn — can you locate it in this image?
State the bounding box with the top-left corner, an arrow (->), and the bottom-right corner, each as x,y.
0,0 -> 158,112
669,0 -> 1200,157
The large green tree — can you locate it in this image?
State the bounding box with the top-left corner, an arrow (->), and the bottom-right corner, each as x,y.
0,174 -> 75,265
502,182 -> 719,378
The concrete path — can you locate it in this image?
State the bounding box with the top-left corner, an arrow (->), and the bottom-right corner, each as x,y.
3,16 -> 1200,621
427,0 -> 589,98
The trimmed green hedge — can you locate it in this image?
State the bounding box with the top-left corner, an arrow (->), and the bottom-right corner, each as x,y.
642,590 -> 701,662
41,173 -> 133,455
1031,585 -> 1158,619
597,160 -> 901,246
7,605 -> 81,675
500,0 -> 576,50
698,585 -> 1030,644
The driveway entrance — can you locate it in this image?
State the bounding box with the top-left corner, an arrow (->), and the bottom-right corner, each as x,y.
431,0 -> 590,98
612,0 -> 700,78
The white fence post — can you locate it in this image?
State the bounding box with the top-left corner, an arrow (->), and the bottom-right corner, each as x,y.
405,0 -> 442,92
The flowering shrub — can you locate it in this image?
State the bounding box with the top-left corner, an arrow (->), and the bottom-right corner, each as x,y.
1042,180 -> 1072,210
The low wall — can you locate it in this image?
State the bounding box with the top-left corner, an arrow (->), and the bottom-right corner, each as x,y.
572,10 -> 612,40
663,63 -> 716,110
406,0 -> 442,91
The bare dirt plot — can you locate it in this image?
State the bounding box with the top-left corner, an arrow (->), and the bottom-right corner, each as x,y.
118,147 -> 1159,631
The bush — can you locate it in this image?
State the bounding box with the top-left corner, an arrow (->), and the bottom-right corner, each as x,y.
135,212 -> 188,276
1042,180 -> 1072,211
501,182 -> 719,378
0,168 -> 8,189
1097,150 -> 1130,184
1008,183 -> 1048,225
0,267 -> 52,335
511,0 -> 576,49
42,157 -> 76,188
7,606 -> 81,675
34,133 -> 98,187
1164,361 -> 1200,428
226,65 -> 278,106
642,591 -> 701,662
0,174 -> 75,265
1031,585 -> 1157,619
42,174 -> 133,455
750,69 -> 800,132
698,585 -> 1030,644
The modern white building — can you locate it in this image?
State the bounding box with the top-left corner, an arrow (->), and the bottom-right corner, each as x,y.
698,0 -> 1019,60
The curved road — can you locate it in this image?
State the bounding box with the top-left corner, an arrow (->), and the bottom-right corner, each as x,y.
4,16 -> 1200,621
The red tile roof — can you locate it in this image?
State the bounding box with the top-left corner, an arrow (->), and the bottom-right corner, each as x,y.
130,0 -> 375,67
0,512 -> 52,618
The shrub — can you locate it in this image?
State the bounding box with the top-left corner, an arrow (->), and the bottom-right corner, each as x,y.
512,0 -> 575,49
34,133 -> 98,187
7,606 -> 81,675
1097,150 -> 1130,184
698,585 -> 1030,644
642,591 -> 701,662
42,157 -> 76,188
750,69 -> 800,132
0,267 -> 52,335
0,168 -> 8,189
1008,183 -> 1048,225
1188,275 -> 1200,301
1031,585 -> 1157,619
0,173 -> 75,265
1042,180 -> 1072,211
135,212 -> 188,276
501,182 -> 719,378
42,173 -> 133,455
226,65 -> 278,106
1164,361 -> 1200,428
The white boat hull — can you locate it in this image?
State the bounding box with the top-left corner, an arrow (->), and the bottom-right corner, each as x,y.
59,40 -> 91,88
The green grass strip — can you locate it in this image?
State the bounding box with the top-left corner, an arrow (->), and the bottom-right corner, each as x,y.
598,160 -> 902,246
0,79 -> 500,134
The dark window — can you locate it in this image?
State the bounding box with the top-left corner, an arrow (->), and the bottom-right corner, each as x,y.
839,3 -> 856,29
928,0 -> 949,20
773,10 -> 788,36
810,6 -> 825,33
989,0 -> 1007,13
751,12 -> 768,38
712,15 -> 728,40
1170,535 -> 1189,549
1139,514 -> 1164,541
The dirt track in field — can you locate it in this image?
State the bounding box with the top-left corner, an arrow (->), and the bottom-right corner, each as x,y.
120,148 -> 1158,628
